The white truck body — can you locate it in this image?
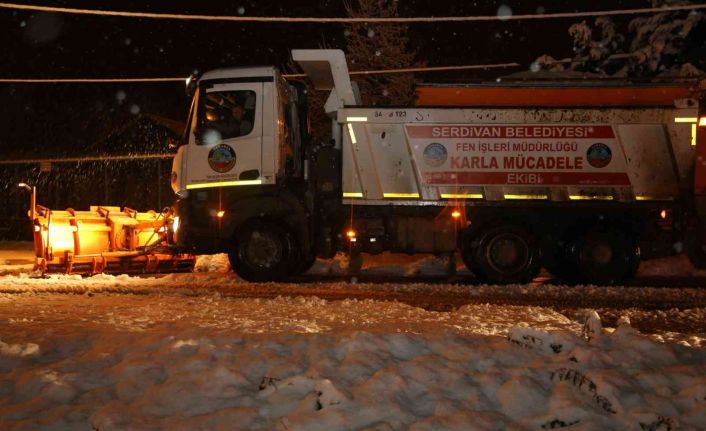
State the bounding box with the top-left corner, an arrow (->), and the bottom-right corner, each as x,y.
337,107 -> 697,204
167,49 -> 705,285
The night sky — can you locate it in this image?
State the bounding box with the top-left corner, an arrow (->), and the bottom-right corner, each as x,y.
1,0 -> 653,156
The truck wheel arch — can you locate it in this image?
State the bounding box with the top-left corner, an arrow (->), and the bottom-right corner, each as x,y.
223,193 -> 310,259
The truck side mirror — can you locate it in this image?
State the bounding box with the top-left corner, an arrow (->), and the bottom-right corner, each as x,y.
167,136 -> 181,149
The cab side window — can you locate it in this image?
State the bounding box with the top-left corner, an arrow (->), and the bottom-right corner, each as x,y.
199,90 -> 256,144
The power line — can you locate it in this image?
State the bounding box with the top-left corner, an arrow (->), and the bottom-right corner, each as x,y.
0,154 -> 175,164
1,2 -> 704,23
0,77 -> 186,83
0,63 -> 522,83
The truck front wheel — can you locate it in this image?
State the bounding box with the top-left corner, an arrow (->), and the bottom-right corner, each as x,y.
463,225 -> 541,284
229,221 -> 293,282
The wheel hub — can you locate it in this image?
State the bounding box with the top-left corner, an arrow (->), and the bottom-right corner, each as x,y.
587,241 -> 613,265
245,231 -> 282,269
487,233 -> 528,273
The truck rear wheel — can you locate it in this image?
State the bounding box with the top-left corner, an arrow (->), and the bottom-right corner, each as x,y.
229,221 -> 292,282
463,225 -> 541,284
571,230 -> 640,285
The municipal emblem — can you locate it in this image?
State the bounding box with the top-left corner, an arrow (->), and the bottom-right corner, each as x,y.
423,143 -> 448,167
208,144 -> 237,173
586,143 -> 612,168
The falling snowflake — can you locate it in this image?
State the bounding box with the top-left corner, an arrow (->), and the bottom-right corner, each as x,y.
497,5 -> 512,21
237,6 -> 245,15
116,91 -> 126,104
367,29 -> 375,38
129,104 -> 140,115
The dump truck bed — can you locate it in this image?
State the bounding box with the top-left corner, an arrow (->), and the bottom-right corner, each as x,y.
338,106 -> 697,204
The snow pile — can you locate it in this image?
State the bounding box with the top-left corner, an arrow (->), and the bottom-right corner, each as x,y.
0,312 -> 704,430
194,253 -> 231,273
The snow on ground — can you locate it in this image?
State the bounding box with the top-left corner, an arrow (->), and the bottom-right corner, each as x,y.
0,243 -> 705,429
0,242 -> 34,275
1,293 -> 705,430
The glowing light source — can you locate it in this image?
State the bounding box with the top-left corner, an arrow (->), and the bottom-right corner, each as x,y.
504,194 -> 547,200
347,123 -> 357,144
346,229 -> 356,241
216,210 -> 225,218
660,209 -> 668,219
383,192 -> 419,199
346,117 -> 368,122
172,216 -> 180,233
569,195 -> 614,200
440,193 -> 483,199
451,210 -> 461,219
343,192 -> 363,198
186,179 -> 262,190
674,117 -> 699,146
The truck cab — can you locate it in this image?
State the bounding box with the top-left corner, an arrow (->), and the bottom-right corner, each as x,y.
170,64 -> 316,280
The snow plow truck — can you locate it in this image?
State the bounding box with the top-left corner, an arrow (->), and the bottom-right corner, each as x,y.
26,49 -> 706,285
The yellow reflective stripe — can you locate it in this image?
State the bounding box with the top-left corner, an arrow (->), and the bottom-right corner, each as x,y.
504,194 -> 547,200
383,193 -> 419,199
343,192 -> 363,198
347,123 -> 357,144
186,179 -> 262,190
674,117 -> 697,123
636,196 -> 674,201
692,124 -> 696,146
346,116 -> 368,122
569,195 -> 614,200
440,193 -> 483,199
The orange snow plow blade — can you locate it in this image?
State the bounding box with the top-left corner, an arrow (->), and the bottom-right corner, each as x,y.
30,202 -> 195,276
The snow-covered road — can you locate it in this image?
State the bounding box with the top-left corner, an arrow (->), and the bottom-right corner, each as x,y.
1,244 -> 705,429
1,289 -> 705,430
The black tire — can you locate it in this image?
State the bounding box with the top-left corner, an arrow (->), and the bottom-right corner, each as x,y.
462,225 -> 541,284
542,239 -> 581,284
686,233 -> 706,269
571,229 -> 640,285
288,248 -> 317,276
228,221 -> 293,282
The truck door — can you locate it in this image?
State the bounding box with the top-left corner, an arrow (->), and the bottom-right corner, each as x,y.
185,82 -> 263,189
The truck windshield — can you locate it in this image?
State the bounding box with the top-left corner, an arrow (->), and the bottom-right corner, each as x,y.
199,90 -> 256,144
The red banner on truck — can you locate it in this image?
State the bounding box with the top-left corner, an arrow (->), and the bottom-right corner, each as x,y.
404,124 -> 630,186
